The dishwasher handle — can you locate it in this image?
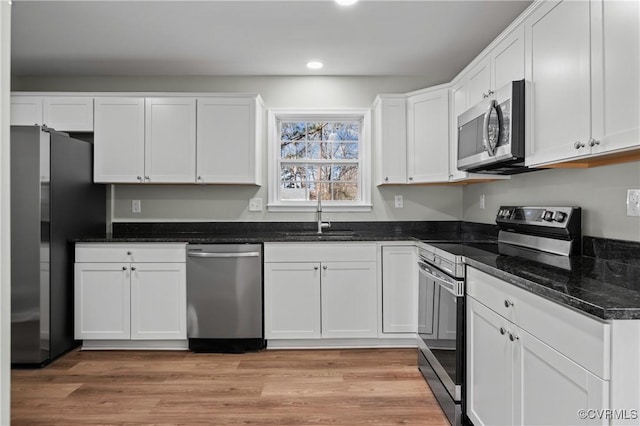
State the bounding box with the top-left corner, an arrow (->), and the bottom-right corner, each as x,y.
187,251 -> 261,258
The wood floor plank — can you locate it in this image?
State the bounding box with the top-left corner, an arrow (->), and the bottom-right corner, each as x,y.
11,348 -> 449,425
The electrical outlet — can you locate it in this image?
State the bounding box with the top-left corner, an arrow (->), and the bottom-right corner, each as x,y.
627,189 -> 640,216
132,200 -> 141,214
249,198 -> 263,212
479,194 -> 486,210
394,195 -> 403,208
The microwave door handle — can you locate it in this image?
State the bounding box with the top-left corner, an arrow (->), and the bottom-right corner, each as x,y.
482,100 -> 498,157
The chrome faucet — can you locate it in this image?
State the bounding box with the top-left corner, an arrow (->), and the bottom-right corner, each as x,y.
317,197 -> 331,234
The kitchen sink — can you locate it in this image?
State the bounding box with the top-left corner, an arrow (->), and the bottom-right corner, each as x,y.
282,230 -> 361,239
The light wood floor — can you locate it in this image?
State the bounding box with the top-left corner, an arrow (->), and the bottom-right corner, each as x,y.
11,348 -> 448,425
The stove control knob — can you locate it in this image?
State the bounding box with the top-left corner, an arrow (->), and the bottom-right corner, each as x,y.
543,211 -> 554,221
553,211 -> 567,223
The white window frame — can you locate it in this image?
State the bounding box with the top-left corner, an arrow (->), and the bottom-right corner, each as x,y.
267,108 -> 372,212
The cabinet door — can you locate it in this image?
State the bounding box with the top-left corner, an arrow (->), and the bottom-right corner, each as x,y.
466,297 -> 513,426
43,97 -> 94,131
10,96 -> 43,126
514,328 -> 608,426
466,56 -> 492,107
264,262 -> 321,339
448,81 -> 468,182
525,0 -> 592,166
382,246 -> 417,333
590,0 -> 640,155
196,97 -> 259,184
492,25 -> 525,91
375,96 -> 407,184
130,263 -> 186,340
94,97 -> 145,183
407,89 -> 449,183
145,97 -> 196,183
74,263 -> 131,340
321,262 -> 377,338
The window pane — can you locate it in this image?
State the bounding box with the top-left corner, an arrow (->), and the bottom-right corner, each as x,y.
330,142 -> 359,160
332,164 -> 358,181
307,122 -> 328,141
307,142 -> 331,159
310,182 -> 330,201
280,164 -> 308,183
281,181 -> 307,200
332,182 -> 359,201
281,141 -> 306,159
323,122 -> 359,141
281,122 -> 306,141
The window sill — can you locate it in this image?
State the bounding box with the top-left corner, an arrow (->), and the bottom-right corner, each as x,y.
267,203 -> 373,213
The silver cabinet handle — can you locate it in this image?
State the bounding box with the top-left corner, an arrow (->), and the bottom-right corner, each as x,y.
509,333 -> 519,342
499,327 -> 507,335
574,141 -> 585,149
504,299 -> 514,308
487,89 -> 494,96
126,251 -> 132,255
322,265 -> 328,270
144,176 -> 150,181
589,138 -> 600,147
408,177 -> 413,181
136,176 -> 142,181
384,177 -> 389,182
482,93 -> 489,99
314,266 -> 319,270
197,176 -> 203,181
122,266 -> 127,271
187,251 -> 260,258
131,266 -> 136,271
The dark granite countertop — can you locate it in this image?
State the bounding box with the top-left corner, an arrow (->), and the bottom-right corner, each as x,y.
463,236 -> 640,320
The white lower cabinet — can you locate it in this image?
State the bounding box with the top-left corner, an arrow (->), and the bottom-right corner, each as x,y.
264,243 -> 377,341
466,267 -> 609,426
74,243 -> 187,346
382,245 -> 417,333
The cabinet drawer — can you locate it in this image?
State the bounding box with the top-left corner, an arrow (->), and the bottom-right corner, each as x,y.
264,242 -> 377,263
467,267 -> 610,379
76,243 -> 186,263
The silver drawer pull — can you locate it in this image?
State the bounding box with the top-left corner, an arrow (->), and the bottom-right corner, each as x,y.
187,251 -> 260,258
504,299 -> 514,308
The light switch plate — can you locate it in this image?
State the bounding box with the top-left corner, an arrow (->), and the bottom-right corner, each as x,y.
394,195 -> 403,208
627,189 -> 640,216
249,198 -> 263,212
132,199 -> 141,214
479,194 -> 486,210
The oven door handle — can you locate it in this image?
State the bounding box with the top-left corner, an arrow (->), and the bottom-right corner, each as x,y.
418,262 -> 463,297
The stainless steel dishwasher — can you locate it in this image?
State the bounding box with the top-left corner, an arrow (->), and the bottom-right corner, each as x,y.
186,244 -> 264,352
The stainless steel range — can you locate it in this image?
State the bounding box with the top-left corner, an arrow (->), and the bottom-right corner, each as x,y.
417,206 -> 581,425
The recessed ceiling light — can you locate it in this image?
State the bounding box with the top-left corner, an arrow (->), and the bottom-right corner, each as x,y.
335,0 -> 358,5
306,61 -> 324,70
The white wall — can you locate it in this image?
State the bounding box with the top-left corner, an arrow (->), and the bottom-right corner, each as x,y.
0,1 -> 11,423
13,75 -> 464,223
463,162 -> 640,242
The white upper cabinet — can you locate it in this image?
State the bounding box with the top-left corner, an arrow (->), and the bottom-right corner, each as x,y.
196,96 -> 262,184
144,98 -> 196,183
11,96 -> 94,131
525,0 -> 639,166
492,25 -> 525,91
407,87 -> 450,183
466,57 -> 492,107
524,0 -> 593,166
94,97 -> 145,183
449,80 -> 469,182
374,95 -> 407,185
590,0 -> 640,156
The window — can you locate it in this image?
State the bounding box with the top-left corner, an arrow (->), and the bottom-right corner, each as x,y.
268,109 -> 371,212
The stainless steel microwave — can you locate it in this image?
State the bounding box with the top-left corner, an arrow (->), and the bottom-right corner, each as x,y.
457,79 -> 528,174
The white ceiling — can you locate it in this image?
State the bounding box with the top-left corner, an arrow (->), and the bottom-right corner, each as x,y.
11,0 -> 531,81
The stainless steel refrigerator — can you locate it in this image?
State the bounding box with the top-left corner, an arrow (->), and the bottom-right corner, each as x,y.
11,125 -> 106,366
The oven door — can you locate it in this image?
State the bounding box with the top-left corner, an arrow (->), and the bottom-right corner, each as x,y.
418,260 -> 464,402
